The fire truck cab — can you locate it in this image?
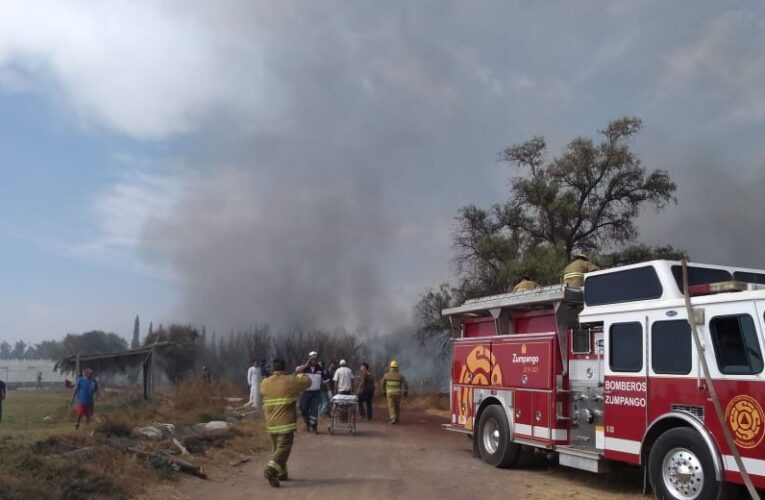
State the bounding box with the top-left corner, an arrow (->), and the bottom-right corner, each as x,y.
442,260 -> 765,499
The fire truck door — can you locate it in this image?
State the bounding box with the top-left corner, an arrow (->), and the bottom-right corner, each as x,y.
646,311 -> 704,424
703,301 -> 765,450
602,317 -> 648,462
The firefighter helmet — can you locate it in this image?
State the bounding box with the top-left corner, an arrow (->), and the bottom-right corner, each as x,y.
390,360 -> 399,369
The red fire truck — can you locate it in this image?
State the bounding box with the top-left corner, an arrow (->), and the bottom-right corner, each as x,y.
442,260 -> 765,499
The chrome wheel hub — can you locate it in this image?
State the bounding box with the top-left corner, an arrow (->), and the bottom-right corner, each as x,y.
482,418 -> 500,454
662,447 -> 704,499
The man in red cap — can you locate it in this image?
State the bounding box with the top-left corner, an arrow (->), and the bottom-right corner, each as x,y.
71,368 -> 99,429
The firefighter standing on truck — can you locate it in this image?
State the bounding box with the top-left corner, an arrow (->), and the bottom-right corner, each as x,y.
382,360 -> 408,424
260,358 -> 311,488
562,251 -> 600,288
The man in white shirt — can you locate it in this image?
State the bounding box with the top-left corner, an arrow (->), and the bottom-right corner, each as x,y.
332,359 -> 353,395
247,360 -> 262,408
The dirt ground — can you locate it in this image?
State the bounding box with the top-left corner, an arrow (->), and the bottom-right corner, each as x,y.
142,406 -> 658,500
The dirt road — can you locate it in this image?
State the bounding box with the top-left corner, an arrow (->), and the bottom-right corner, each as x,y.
147,409 -> 649,500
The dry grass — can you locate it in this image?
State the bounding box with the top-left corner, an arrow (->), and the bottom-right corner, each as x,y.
398,393 -> 451,419
0,437 -> 151,500
0,379 -> 260,499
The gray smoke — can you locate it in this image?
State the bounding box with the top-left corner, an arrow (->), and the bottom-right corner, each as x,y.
638,146 -> 765,269
142,169 -> 399,331
136,2 -> 765,336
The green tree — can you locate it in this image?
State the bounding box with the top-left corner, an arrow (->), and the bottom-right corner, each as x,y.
11,340 -> 27,359
599,244 -> 688,268
414,284 -> 453,349
499,117 -> 675,258
0,341 -> 10,358
59,331 -> 128,357
132,315 -> 140,349
33,340 -> 64,360
416,117 -> 680,347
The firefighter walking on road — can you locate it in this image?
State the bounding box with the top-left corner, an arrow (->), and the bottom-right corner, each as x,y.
561,252 -> 600,288
382,360 -> 408,424
260,358 -> 311,488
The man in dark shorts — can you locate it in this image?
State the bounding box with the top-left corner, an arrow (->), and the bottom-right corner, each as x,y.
71,368 -> 98,429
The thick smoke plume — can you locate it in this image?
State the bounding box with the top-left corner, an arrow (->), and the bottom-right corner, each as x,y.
135,2 -> 765,338
142,169 -> 400,332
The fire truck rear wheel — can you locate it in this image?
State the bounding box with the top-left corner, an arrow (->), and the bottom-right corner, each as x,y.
648,427 -> 723,500
476,404 -> 521,468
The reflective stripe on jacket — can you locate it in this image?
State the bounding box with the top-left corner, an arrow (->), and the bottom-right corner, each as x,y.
381,370 -> 408,397
260,371 -> 311,434
561,259 -> 600,288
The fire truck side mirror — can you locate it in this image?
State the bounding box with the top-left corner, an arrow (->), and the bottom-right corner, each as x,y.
692,308 -> 705,325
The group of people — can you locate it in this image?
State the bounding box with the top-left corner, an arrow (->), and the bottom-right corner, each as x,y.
259,352 -> 409,488
246,353 -> 384,426
293,353 -> 379,431
512,251 -> 600,292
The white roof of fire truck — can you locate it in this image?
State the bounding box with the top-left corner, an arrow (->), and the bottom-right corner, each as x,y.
442,260 -> 765,320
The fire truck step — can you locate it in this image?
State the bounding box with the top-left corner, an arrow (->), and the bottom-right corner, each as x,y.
441,424 -> 471,435
556,446 -> 609,474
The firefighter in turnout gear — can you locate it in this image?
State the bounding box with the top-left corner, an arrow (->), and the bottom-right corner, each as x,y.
512,276 -> 540,292
260,358 -> 311,488
561,252 -> 600,288
381,360 -> 408,424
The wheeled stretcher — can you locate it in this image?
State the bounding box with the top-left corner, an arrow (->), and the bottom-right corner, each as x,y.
328,394 -> 358,435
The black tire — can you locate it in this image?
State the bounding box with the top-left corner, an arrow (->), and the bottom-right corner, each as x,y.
648,427 -> 726,500
475,405 -> 521,468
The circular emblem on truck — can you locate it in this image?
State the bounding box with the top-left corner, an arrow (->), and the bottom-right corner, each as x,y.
726,394 -> 765,449
457,346 -> 504,431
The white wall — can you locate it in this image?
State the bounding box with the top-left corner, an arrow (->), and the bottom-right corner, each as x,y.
0,359 -> 67,385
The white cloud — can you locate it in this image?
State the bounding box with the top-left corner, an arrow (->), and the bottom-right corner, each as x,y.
0,0 -> 276,138
65,172 -> 181,281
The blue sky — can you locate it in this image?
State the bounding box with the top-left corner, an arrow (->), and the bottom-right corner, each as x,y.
1,1 -> 765,344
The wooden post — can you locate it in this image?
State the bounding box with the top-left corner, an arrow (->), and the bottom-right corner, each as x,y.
142,357 -> 149,401
149,347 -> 155,399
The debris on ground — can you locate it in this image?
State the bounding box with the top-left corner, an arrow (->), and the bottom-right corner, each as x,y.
199,421 -> 232,432
57,447 -> 96,461
133,426 -> 165,441
172,438 -> 190,456
127,447 -> 208,479
229,456 -> 251,467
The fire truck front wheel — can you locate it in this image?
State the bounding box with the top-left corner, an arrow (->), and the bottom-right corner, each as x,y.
476,404 -> 521,468
648,427 -> 724,500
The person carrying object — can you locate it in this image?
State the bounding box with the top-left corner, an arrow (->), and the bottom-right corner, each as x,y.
261,358 -> 311,487
296,351 -> 324,433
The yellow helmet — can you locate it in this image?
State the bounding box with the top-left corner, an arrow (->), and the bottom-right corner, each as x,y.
574,251 -> 589,261
389,360 -> 399,369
